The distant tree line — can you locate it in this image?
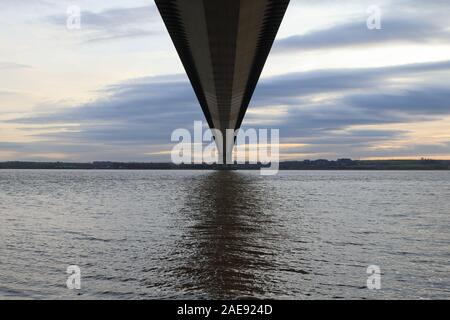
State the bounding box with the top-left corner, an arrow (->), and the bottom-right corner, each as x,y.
1,159 -> 449,170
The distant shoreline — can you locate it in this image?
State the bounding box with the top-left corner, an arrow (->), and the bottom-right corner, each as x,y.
1,159 -> 449,170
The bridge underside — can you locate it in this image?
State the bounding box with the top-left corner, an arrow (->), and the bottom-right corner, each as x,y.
155,0 -> 289,163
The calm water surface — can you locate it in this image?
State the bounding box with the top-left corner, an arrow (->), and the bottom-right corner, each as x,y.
0,170 -> 449,299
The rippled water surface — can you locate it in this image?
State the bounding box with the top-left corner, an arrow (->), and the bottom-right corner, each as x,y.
0,170 -> 449,299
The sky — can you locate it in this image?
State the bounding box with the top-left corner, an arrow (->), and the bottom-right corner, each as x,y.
1,0 -> 450,162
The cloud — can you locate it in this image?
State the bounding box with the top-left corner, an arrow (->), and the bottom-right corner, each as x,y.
46,5 -> 157,27
8,74 -> 203,148
45,4 -> 160,43
82,29 -> 156,43
0,62 -> 32,70
251,60 -> 450,108
275,18 -> 450,53
345,87 -> 450,115
1,0 -> 53,9
5,59 -> 450,161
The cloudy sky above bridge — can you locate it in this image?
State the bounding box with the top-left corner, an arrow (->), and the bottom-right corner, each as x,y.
1,0 -> 450,161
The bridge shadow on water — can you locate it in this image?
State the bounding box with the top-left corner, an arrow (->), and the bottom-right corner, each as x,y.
175,171 -> 281,299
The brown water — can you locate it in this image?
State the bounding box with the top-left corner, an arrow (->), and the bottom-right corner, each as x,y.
0,170 -> 449,299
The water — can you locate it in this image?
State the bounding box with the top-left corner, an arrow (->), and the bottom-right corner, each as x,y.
0,170 -> 449,300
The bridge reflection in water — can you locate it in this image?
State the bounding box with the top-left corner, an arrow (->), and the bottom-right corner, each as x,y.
175,171 -> 281,299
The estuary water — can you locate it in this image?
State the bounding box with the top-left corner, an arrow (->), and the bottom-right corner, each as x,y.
0,170 -> 449,300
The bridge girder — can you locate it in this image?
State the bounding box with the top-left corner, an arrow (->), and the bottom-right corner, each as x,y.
155,0 -> 290,163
